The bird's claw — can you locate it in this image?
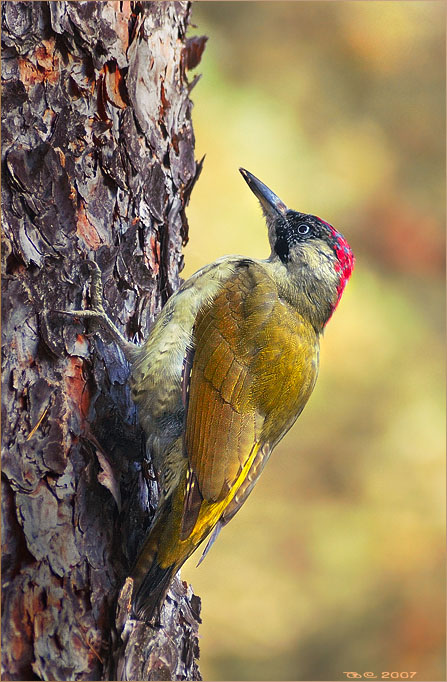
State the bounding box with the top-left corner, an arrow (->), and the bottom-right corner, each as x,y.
55,260 -> 139,362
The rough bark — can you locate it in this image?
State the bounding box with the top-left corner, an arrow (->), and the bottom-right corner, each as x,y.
1,2 -> 206,680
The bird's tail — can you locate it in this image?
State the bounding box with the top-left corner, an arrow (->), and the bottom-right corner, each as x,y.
132,554 -> 177,622
130,500 -> 178,622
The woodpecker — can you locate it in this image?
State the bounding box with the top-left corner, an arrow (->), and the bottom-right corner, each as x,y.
62,169 -> 354,622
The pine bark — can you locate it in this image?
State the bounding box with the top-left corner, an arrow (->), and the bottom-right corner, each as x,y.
1,2 -> 205,680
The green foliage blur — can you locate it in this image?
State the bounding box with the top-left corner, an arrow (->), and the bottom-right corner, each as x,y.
181,3 -> 445,681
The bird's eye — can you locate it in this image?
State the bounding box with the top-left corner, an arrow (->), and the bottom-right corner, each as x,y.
298,224 -> 311,235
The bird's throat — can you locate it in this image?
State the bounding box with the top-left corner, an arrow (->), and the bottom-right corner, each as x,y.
263,258 -> 340,333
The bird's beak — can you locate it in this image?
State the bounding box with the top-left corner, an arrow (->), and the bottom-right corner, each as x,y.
239,168 -> 288,219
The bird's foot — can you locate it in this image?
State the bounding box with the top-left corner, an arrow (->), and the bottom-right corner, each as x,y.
55,260 -> 139,361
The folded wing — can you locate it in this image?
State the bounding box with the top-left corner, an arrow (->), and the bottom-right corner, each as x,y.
181,261 -> 319,540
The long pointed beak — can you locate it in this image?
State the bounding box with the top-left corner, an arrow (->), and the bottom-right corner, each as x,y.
239,168 -> 288,218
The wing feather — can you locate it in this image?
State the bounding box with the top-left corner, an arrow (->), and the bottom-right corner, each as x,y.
183,262 -> 319,512
220,358 -> 244,405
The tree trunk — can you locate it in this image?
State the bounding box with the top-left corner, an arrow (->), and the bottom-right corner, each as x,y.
1,2 -> 206,679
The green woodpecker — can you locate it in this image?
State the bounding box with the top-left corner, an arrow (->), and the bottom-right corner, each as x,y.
63,169 -> 354,621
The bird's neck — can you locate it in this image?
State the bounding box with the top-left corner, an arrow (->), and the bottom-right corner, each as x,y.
263,258 -> 339,333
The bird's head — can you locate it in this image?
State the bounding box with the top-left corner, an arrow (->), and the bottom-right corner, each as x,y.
240,168 -> 354,329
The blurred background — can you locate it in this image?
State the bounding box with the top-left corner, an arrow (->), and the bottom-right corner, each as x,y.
181,3 -> 445,680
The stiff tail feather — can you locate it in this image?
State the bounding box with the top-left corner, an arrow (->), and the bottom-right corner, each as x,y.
130,498 -> 177,622
132,554 -> 177,622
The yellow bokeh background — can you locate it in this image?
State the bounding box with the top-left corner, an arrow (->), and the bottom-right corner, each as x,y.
180,3 -> 445,680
